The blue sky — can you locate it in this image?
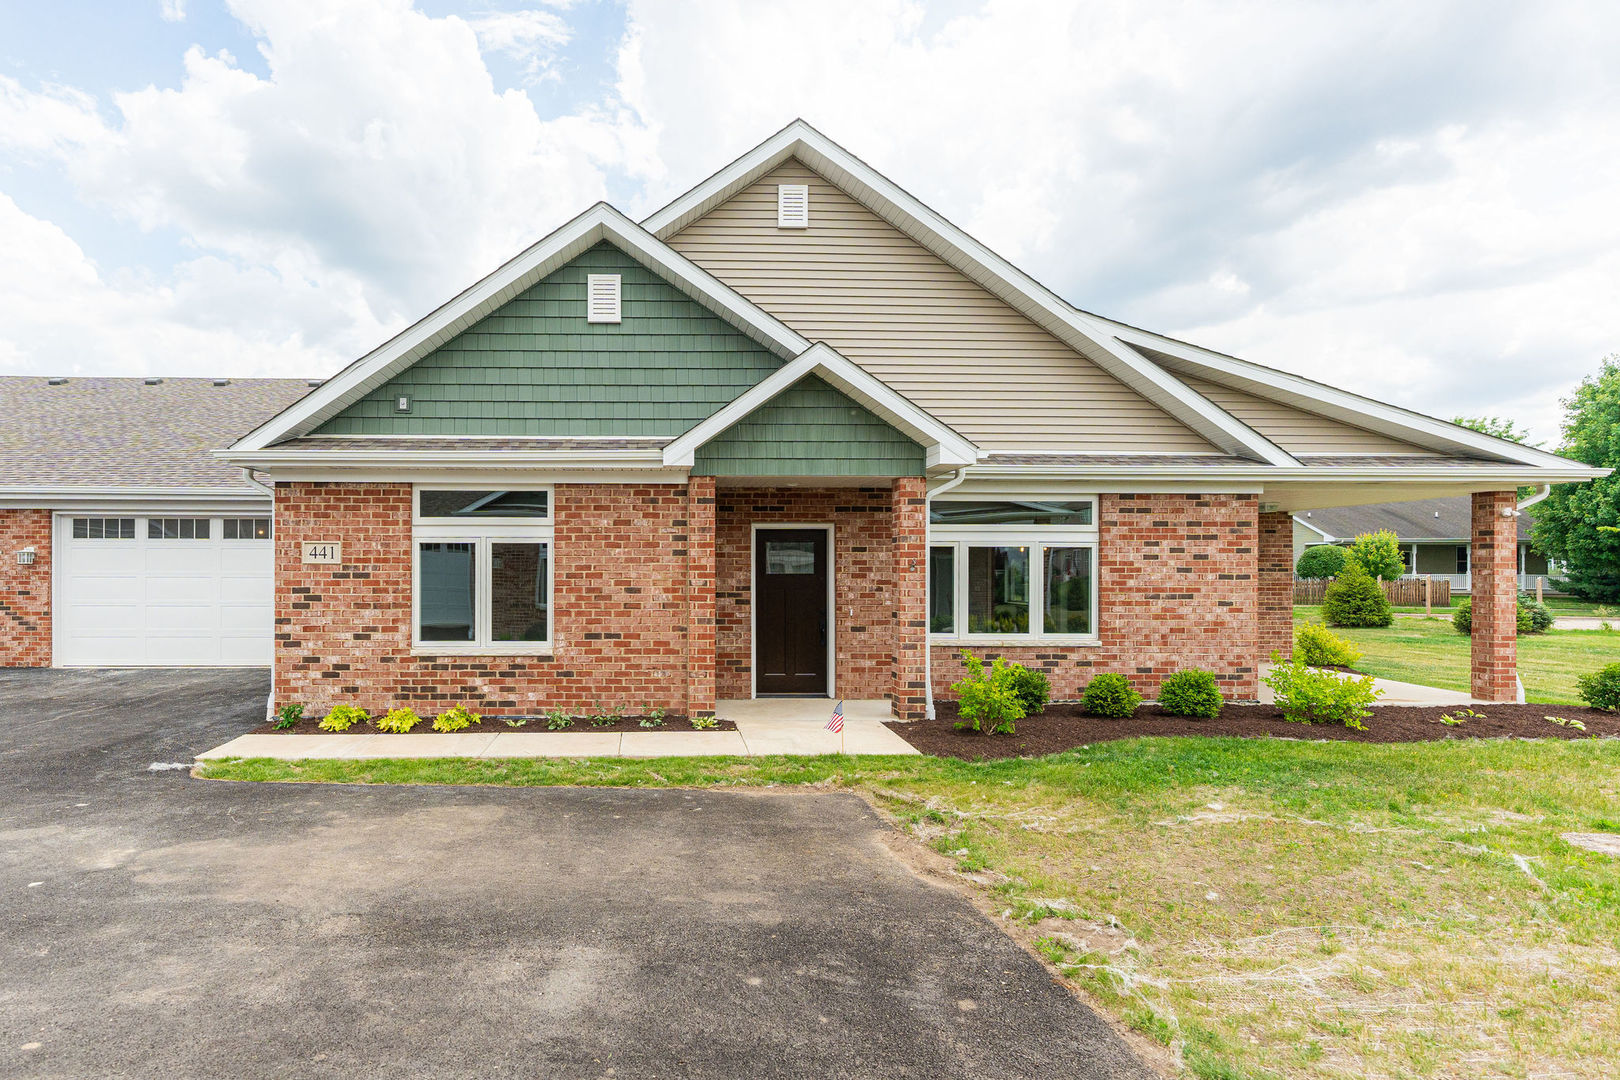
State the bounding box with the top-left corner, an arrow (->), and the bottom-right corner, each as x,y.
1,0 -> 1617,444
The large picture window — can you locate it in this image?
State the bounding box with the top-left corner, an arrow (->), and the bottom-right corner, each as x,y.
929,497 -> 1097,642
413,488 -> 553,653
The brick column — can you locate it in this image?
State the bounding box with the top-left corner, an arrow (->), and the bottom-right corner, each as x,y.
1471,490 -> 1519,701
1257,510 -> 1294,664
0,509 -> 52,667
686,476 -> 718,717
891,477 -> 928,719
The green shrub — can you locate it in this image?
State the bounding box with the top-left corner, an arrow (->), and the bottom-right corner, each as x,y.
318,705 -> 368,732
1262,654 -> 1380,729
1295,544 -> 1347,580
1004,663 -> 1051,715
1520,595 -> 1554,634
375,707 -> 423,733
544,709 -> 574,731
1452,598 -> 1472,634
1454,597 -> 1552,636
1081,673 -> 1142,718
272,702 -> 303,731
1321,561 -> 1393,628
1294,622 -> 1362,668
950,650 -> 1026,734
432,705 -> 483,733
690,715 -> 719,730
1346,529 -> 1405,581
1576,663 -> 1620,711
1158,669 -> 1222,718
639,705 -> 667,729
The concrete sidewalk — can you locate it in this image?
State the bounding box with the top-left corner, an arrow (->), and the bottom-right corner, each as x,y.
197,698 -> 919,760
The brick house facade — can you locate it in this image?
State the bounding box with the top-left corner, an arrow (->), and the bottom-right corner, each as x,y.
0,509 -> 52,667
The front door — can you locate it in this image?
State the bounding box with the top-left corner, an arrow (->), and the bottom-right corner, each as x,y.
754,529 -> 829,695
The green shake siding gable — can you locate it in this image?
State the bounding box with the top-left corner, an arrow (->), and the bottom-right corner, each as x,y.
315,244 -> 784,437
693,375 -> 925,477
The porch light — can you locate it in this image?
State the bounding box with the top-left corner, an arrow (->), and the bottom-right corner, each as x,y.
16,547 -> 36,565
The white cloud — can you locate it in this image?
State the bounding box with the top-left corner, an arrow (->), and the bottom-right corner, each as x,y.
160,0 -> 187,22
464,9 -> 572,81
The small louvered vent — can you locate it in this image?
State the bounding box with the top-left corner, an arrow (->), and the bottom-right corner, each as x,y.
777,184 -> 809,228
586,274 -> 621,323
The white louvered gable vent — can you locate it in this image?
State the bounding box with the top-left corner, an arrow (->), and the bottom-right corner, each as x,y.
586,274 -> 621,323
776,184 -> 809,228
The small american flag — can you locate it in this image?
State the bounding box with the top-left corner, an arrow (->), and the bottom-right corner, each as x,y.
826,699 -> 845,733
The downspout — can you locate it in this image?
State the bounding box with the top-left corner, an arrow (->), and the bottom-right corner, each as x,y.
923,467 -> 969,721
1511,485 -> 1551,706
243,468 -> 278,719
240,467 -> 275,500
1516,484 -> 1551,512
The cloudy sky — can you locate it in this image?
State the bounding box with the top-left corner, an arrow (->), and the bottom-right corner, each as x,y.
2,0 -> 1616,445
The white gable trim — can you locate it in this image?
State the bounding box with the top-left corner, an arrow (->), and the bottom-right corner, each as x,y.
231,204 -> 814,452
662,343 -> 978,470
644,120 -> 1297,467
1292,514 -> 1335,542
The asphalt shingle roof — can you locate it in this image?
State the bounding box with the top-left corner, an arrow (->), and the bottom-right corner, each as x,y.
0,376 -> 314,491
1297,496 -> 1534,544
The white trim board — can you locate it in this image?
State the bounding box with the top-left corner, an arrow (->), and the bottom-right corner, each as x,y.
749,523 -> 836,700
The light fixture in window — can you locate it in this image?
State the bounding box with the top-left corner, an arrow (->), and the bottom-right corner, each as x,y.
777,184 -> 809,228
586,274 -> 621,323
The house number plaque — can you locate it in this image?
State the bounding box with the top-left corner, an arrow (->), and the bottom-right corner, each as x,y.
302,541 -> 342,564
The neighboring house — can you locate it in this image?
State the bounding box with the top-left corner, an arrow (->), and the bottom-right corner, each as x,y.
1292,498 -> 1559,593
0,122 -> 1605,709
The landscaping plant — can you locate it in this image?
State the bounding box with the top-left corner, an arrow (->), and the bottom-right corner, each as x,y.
1294,621 -> 1362,667
1081,672 -> 1142,718
1004,663 -> 1051,715
318,705 -> 368,732
1320,560 -> 1394,627
375,707 -> 424,734
1453,596 -> 1551,636
950,650 -> 1026,734
1345,528 -> 1406,581
639,706 -> 667,729
502,717 -> 529,729
1294,543 -> 1347,580
544,710 -> 574,731
1576,662 -> 1620,711
1157,669 -> 1222,718
432,705 -> 483,732
689,715 -> 719,730
272,702 -> 304,731
1261,653 -> 1380,729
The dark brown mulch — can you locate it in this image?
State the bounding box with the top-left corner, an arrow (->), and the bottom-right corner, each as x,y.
252,714 -> 734,735
888,701 -> 1620,760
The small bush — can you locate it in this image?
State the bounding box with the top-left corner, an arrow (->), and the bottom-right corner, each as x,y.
1452,598 -> 1472,634
432,705 -> 483,733
1004,664 -> 1051,715
951,650 -> 1025,734
1577,663 -> 1620,711
1158,669 -> 1222,718
544,709 -> 573,731
1262,654 -> 1380,729
1081,673 -> 1142,718
272,702 -> 303,731
1321,562 -> 1393,628
375,707 -> 423,733
690,715 -> 719,731
318,705 -> 368,732
1294,622 -> 1362,668
1295,544 -> 1347,580
1454,597 -> 1552,636
1520,595 -> 1554,633
639,706 -> 667,729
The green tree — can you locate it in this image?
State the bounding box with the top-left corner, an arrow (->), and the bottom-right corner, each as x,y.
1451,414 -> 1535,445
1532,356 -> 1620,602
1345,529 -> 1405,582
1296,544 -> 1347,579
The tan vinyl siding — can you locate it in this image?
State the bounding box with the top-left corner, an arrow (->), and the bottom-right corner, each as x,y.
1177,375 -> 1439,456
667,160 -> 1216,453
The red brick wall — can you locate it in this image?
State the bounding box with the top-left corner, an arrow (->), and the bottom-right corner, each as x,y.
1257,510 -> 1295,662
1471,490 -> 1519,701
273,481 -> 694,716
890,478 -> 928,719
685,477 -> 717,717
930,493 -> 1261,702
0,509 -> 51,667
715,486 -> 903,701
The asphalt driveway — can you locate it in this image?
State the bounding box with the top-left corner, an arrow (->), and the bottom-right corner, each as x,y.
1,669 -> 1152,1079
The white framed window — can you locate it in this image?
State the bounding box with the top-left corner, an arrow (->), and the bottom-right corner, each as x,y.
586,273 -> 621,323
928,498 -> 1098,643
148,517 -> 210,540
222,517 -> 272,540
777,183 -> 809,228
71,517 -> 135,539
413,487 -> 553,654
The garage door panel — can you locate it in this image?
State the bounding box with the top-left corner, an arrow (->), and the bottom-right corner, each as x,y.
64,575 -> 143,603
144,575 -> 221,603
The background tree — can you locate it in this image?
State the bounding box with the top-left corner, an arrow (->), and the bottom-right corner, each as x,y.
1295,544 -> 1347,579
1346,529 -> 1405,582
1451,415 -> 1536,445
1533,356 -> 1620,602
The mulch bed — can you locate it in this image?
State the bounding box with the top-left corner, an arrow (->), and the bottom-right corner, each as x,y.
888,701 -> 1620,760
251,715 -> 735,735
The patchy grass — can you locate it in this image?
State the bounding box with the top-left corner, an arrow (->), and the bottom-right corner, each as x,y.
200,737 -> 1620,1079
1294,614 -> 1620,704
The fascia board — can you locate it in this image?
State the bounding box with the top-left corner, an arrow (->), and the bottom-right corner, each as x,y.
220,449 -> 670,470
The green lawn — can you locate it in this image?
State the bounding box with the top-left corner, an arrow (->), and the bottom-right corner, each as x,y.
201,739 -> 1620,1080
1294,613 -> 1620,704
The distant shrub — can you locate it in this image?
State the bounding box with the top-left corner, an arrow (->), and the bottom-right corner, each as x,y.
1454,597 -> 1551,636
951,650 -> 1025,735
374,707 -> 423,734
1081,673 -> 1142,719
1294,622 -> 1362,668
272,702 -> 304,731
1158,670 -> 1222,718
1295,544 -> 1347,580
432,705 -> 483,733
1345,529 -> 1406,582
1452,598 -> 1472,634
1577,663 -> 1620,711
1520,596 -> 1554,634
318,705 -> 368,732
1321,562 -> 1393,628
1262,654 -> 1380,729
1004,663 -> 1051,715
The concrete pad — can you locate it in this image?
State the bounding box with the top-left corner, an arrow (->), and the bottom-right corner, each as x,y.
337,732 -> 501,758
482,732 -> 622,757
619,730 -> 749,757
737,721 -> 919,756
195,733 -> 372,760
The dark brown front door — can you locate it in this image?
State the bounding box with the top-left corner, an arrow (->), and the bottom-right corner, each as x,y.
754,529 -> 829,695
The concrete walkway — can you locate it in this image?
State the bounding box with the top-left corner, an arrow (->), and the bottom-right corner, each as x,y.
197,698 -> 919,761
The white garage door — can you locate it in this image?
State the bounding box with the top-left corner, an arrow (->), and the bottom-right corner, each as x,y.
57,514 -> 273,666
